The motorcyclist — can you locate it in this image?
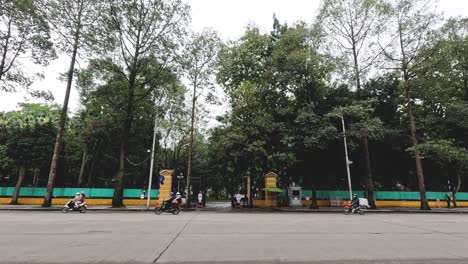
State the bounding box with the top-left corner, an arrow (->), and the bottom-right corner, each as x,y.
164,192 -> 176,210
175,192 -> 182,202
172,192 -> 182,207
350,194 -> 360,212
75,191 -> 86,207
69,192 -> 80,208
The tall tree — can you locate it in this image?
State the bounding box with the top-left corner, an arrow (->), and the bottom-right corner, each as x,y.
318,0 -> 387,208
103,0 -> 189,206
182,28 -> 220,206
0,0 -> 55,91
380,0 -> 440,210
40,0 -> 104,207
0,104 -> 59,204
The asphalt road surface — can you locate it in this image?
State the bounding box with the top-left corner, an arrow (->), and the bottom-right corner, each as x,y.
1,211 -> 468,264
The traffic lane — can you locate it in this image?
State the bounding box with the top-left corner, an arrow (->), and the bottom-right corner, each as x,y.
375,214 -> 468,236
184,213 -> 430,235
158,233 -> 467,263
0,212 -> 191,263
158,213 -> 468,263
2,212 -> 468,263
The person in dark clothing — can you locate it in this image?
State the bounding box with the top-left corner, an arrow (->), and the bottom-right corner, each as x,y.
164,192 -> 176,210
451,191 -> 457,208
445,193 -> 452,208
350,194 -> 360,212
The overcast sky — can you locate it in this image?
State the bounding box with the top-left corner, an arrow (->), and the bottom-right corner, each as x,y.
1,0 -> 467,113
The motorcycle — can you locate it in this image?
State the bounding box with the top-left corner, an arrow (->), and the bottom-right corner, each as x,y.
62,200 -> 87,213
344,202 -> 365,215
154,199 -> 180,215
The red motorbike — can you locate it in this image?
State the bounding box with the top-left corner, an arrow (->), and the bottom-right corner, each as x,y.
154,199 -> 180,215
344,202 -> 365,215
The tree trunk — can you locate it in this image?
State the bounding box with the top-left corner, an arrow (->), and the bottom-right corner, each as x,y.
352,42 -> 361,99
77,151 -> 86,186
352,39 -> 376,209
43,18 -> 82,207
86,157 -> 95,187
0,18 -> 12,81
112,87 -> 135,207
452,168 -> 462,208
405,84 -> 430,210
10,166 -> 26,205
463,69 -> 468,101
185,81 -> 197,207
112,56 -> 138,207
247,172 -> 252,207
112,20 -> 143,207
362,137 -> 377,209
33,168 -> 39,187
113,141 -> 127,207
310,186 -> 318,209
456,169 -> 461,193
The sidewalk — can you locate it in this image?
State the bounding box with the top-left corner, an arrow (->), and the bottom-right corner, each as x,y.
1,204 -> 468,213
273,206 -> 468,214
0,204 -> 156,211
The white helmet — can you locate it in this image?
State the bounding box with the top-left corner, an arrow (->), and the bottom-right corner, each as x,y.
76,192 -> 80,195
176,192 -> 180,195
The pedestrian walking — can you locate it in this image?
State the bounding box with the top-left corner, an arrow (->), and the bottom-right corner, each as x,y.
445,193 -> 452,208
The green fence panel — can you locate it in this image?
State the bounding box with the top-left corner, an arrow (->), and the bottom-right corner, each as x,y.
122,189 -> 159,198
3,186 -> 466,201
317,191 -> 363,199
302,190 -> 312,197
0,187 -> 159,198
427,192 -> 445,200
316,190 -> 330,199
87,188 -> 114,198
374,191 -> 468,201
455,193 -> 468,200
0,187 -> 14,196
304,191 -> 468,201
19,187 -> 46,197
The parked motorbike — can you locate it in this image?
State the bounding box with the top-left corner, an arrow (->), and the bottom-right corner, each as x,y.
62,201 -> 87,213
154,199 -> 180,215
344,202 -> 365,215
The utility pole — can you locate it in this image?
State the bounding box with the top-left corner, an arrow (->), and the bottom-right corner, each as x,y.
247,174 -> 251,207
177,173 -> 184,193
341,115 -> 353,200
146,113 -> 158,209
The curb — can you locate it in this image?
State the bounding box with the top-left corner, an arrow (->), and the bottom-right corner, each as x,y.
1,207 -> 467,214
272,208 -> 468,214
0,207 -> 203,212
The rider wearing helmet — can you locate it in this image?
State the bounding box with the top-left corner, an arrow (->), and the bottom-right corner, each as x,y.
75,191 -> 86,207
164,192 -> 176,210
175,192 -> 182,204
350,194 -> 360,211
69,192 -> 80,208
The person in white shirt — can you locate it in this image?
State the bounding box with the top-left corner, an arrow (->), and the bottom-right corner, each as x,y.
198,191 -> 203,205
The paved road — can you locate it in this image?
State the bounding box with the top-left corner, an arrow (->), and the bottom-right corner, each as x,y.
205,201 -> 231,209
1,211 -> 467,264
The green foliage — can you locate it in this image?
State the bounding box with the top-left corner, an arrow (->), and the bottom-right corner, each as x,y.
409,140 -> 468,169
2,0 -> 468,197
0,103 -> 59,171
0,145 -> 14,172
0,0 -> 55,91
327,100 -> 385,140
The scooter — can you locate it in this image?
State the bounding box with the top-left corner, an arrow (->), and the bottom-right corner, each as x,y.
344,202 -> 365,215
154,199 -> 180,215
62,200 -> 87,213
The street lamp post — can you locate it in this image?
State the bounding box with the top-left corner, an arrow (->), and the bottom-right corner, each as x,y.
177,173 -> 184,193
341,115 -> 353,200
146,112 -> 159,209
